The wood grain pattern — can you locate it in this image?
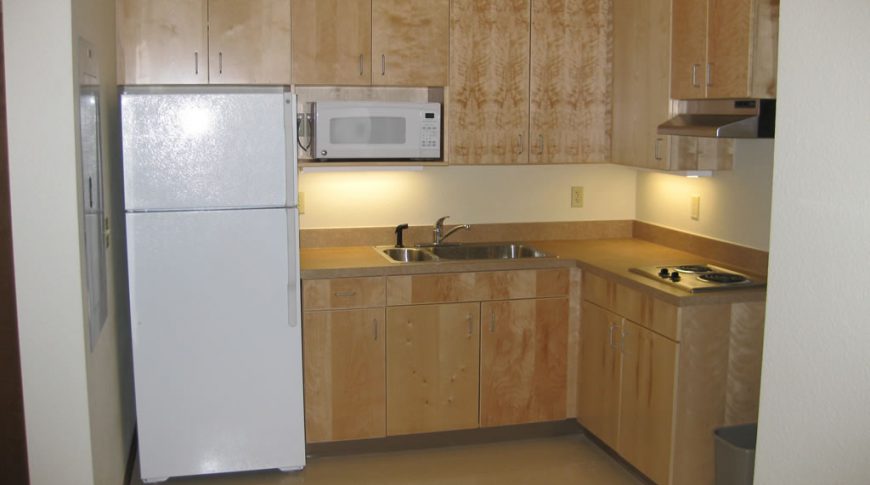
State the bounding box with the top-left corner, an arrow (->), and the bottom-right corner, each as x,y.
371,0 -> 450,86
611,0 -> 672,169
670,304 -> 731,485
386,303 -> 480,435
291,0 -> 372,85
577,301 -> 621,449
117,0 -> 208,84
529,0 -> 611,164
386,269 -> 568,306
480,298 -> 569,426
670,0 -> 707,99
302,277 -> 386,310
303,308 -> 386,443
208,0 -> 291,84
449,0 -> 531,164
583,271 -> 681,341
565,267 -> 582,417
618,320 -> 677,485
749,0 -> 779,98
707,0 -> 752,98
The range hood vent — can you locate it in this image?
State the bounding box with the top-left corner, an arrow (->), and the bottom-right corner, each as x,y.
658,99 -> 775,138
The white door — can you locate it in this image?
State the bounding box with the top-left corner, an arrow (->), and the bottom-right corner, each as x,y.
127,208 -> 304,480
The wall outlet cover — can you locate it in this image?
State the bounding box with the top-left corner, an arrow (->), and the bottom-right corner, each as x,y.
571,186 -> 584,208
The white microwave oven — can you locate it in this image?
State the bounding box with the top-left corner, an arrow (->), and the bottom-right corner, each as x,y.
311,101 -> 441,161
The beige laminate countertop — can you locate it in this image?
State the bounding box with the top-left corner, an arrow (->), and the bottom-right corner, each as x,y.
300,238 -> 767,306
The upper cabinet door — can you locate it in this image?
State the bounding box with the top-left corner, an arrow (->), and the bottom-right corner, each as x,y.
450,0 -> 531,164
208,0 -> 292,84
117,0 -> 208,84
291,0 -> 372,85
530,0 -> 611,164
670,0 -> 707,99
706,0 -> 752,98
371,0 -> 450,86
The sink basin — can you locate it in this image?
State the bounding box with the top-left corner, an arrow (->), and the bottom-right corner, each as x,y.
380,247 -> 439,263
430,243 -> 550,260
376,243 -> 550,263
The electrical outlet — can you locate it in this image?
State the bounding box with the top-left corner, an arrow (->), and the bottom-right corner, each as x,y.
690,195 -> 700,220
571,186 -> 584,208
299,192 -> 305,214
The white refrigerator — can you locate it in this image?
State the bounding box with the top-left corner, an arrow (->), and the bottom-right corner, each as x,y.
121,87 -> 305,482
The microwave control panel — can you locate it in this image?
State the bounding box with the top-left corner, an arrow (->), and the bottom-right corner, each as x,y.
419,111 -> 441,157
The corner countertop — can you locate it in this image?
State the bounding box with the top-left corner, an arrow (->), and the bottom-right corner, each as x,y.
300,238 -> 767,306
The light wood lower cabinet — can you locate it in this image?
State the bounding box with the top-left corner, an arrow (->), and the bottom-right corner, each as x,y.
578,301 -> 676,485
386,303 -> 480,435
303,308 -> 386,443
480,297 -> 569,426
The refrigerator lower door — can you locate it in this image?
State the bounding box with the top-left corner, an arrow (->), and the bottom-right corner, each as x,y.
127,208 -> 304,481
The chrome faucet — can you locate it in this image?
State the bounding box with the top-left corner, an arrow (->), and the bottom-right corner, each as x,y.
432,216 -> 470,246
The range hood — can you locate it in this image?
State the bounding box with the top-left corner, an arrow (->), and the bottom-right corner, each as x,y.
658,99 -> 776,138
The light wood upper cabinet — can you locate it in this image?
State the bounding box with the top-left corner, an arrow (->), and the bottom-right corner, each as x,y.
529,0 -> 611,163
671,0 -> 779,99
291,0 -> 372,85
117,0 -> 208,84
450,0 -> 610,164
291,0 -> 449,86
449,0 -> 530,164
371,0 -> 450,86
302,308 -> 386,443
480,298 -> 568,427
118,0 -> 291,84
208,0 -> 291,84
386,303 -> 480,435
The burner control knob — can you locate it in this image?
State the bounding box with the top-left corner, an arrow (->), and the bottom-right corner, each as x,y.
658,268 -> 670,278
670,272 -> 681,282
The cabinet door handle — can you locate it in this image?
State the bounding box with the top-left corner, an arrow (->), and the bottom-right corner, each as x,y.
608,323 -> 616,348
359,54 -> 364,76
654,137 -> 663,160
691,63 -> 699,87
381,54 -> 386,76
334,290 -> 357,297
706,63 -> 713,87
194,52 -> 199,75
489,312 -> 495,333
218,52 -> 223,75
620,319 -> 630,355
537,135 -> 544,155
373,318 -> 379,341
466,313 -> 473,336
516,134 -> 524,155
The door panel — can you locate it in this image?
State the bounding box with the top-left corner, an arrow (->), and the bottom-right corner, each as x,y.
670,0 -> 707,99
291,0 -> 372,85
371,0 -> 450,86
577,302 -> 621,449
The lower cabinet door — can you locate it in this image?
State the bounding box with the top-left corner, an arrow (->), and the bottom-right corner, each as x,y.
303,308 -> 386,443
619,319 -> 678,485
480,297 -> 569,426
577,301 -> 622,449
386,303 -> 480,435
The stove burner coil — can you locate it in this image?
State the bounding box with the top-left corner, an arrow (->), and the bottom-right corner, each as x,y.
698,273 -> 748,284
674,265 -> 713,274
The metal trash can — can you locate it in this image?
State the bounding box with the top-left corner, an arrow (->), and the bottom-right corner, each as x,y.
714,423 -> 757,485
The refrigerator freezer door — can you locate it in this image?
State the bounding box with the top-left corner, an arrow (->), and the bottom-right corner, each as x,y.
127,208 -> 304,480
122,89 -> 297,211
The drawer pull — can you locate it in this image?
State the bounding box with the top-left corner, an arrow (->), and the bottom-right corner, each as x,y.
691,63 -> 699,87
466,313 -> 473,336
373,319 -> 379,341
334,290 -> 357,297
359,54 -> 364,76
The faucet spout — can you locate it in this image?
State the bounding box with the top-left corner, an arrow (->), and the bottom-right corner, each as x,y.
432,216 -> 471,245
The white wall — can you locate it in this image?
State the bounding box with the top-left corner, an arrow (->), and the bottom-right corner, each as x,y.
635,140 -> 775,251
299,164 -> 637,228
4,0 -> 132,484
755,1 -> 870,484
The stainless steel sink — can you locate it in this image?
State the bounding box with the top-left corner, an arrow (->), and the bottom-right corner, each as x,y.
430,243 -> 550,260
379,247 -> 439,263
376,243 -> 550,263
